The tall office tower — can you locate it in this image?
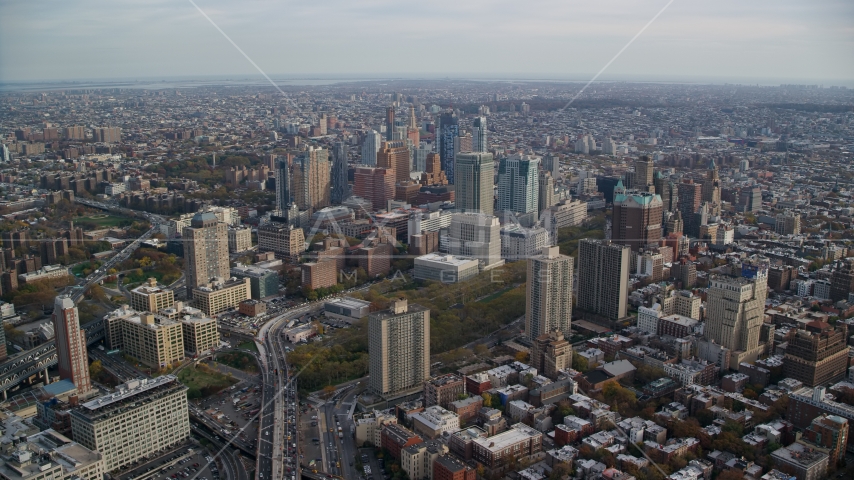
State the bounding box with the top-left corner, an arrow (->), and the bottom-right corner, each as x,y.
677,180 -> 702,237
408,105 -> 418,130
70,375 -> 189,471
783,322 -> 849,387
704,264 -> 768,359
775,212 -> 801,236
472,116 -> 487,153
292,146 -> 331,212
275,157 -> 291,213
701,159 -> 721,206
369,299 -> 430,398
420,152 -> 449,186
361,130 -> 382,166
331,141 -> 348,204
653,171 -> 674,213
377,140 -> 411,183
525,246 -> 573,340
497,153 -> 540,218
353,167 -> 396,211
454,152 -> 494,215
385,107 -> 395,141
634,156 -> 654,190
438,112 -> 460,183
52,296 -> 92,394
447,212 -> 503,271
612,192 -> 663,252
830,259 -> 854,302
665,210 -> 684,235
530,330 -> 572,380
738,187 -> 762,213
541,153 -> 560,178
576,239 -> 630,321
183,212 -> 229,297
538,170 -> 556,214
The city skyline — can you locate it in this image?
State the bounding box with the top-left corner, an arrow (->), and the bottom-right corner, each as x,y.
1,1 -> 853,85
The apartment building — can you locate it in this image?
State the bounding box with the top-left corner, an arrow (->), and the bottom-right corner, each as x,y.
191,277 -> 251,316
70,376 -> 189,472
130,278 -> 175,313
181,315 -> 218,356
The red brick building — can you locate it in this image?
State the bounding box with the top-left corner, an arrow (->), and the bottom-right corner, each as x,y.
433,454 -> 476,480
448,396 -> 483,424
465,373 -> 491,395
381,424 -> 423,460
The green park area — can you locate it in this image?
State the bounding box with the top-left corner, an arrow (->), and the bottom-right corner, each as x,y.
237,341 -> 259,352
75,214 -> 134,229
178,363 -> 239,399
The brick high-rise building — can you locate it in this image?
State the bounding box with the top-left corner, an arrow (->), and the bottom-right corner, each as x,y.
257,221 -> 305,263
424,374 -> 465,409
183,212 -> 230,297
634,156 -> 654,189
420,152 -> 449,187
377,140 -> 411,184
291,146 -> 330,212
525,246 -> 573,340
576,239 -> 630,321
783,322 -> 849,387
530,330 -> 572,380
369,299 -> 430,399
612,192 -> 663,252
677,180 -> 702,237
830,259 -> 854,302
52,296 -> 92,394
802,414 -> 848,466
354,166 -> 395,211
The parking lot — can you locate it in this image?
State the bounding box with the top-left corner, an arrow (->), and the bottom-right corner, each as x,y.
197,380 -> 263,451
115,442 -> 217,480
152,451 -> 218,480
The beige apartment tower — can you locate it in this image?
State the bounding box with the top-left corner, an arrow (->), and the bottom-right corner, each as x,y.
130,278 -> 175,313
525,246 -> 573,340
291,146 -> 331,212
369,299 -> 430,399
376,140 -> 411,183
257,221 -> 305,263
704,266 -> 768,356
192,277 -> 251,316
183,212 -> 230,297
576,239 -> 630,321
454,152 -> 494,215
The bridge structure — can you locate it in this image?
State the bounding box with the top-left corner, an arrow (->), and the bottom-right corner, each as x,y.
0,320 -> 105,397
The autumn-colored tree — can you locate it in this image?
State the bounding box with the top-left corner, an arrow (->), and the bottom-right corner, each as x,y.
515,351 -> 529,363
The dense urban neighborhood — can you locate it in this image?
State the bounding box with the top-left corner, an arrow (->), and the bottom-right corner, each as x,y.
0,78 -> 852,480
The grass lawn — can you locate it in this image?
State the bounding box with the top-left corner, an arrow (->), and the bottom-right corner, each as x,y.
237,341 -> 259,352
76,214 -> 133,228
178,364 -> 238,398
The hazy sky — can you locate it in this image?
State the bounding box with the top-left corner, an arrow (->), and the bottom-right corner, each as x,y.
1,0 -> 852,85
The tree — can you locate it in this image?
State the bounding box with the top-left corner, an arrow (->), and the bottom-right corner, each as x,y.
572,352 -> 589,372
717,470 -> 747,480
515,351 -> 529,363
89,360 -> 103,378
473,344 -> 489,356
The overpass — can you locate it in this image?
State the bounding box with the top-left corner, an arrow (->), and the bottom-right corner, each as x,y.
0,319 -> 104,396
